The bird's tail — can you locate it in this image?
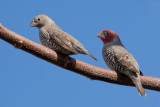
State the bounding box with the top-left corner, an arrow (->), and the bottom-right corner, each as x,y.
86,52 -> 97,61
131,75 -> 146,98
123,70 -> 146,98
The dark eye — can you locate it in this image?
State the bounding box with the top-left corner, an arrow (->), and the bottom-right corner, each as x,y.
104,32 -> 110,36
106,32 -> 110,35
38,18 -> 40,21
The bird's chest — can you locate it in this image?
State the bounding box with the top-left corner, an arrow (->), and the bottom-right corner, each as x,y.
39,30 -> 59,50
102,47 -> 123,71
39,31 -> 48,44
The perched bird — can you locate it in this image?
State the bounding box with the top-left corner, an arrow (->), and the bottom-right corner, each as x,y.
97,30 -> 146,97
30,15 -> 97,60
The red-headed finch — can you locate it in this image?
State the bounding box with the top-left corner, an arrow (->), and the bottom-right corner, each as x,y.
97,30 -> 146,97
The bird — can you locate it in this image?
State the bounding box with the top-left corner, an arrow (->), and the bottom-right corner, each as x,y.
30,14 -> 97,60
97,30 -> 146,97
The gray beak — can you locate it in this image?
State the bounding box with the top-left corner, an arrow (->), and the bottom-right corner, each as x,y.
97,32 -> 105,39
30,21 -> 36,27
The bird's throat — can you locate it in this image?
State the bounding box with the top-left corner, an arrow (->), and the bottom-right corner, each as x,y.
102,35 -> 114,44
102,35 -> 121,44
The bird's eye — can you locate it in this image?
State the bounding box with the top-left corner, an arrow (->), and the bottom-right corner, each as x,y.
104,32 -> 110,36
106,32 -> 110,35
38,18 -> 40,21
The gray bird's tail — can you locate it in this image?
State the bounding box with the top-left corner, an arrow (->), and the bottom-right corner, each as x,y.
124,70 -> 146,98
86,52 -> 97,61
131,74 -> 146,98
134,79 -> 146,98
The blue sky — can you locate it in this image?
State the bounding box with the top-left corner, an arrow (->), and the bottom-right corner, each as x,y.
0,0 -> 160,107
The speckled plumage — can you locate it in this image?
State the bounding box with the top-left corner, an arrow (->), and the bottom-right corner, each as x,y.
102,43 -> 140,74
31,15 -> 97,60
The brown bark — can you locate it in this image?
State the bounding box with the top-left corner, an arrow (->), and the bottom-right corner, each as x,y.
0,24 -> 160,91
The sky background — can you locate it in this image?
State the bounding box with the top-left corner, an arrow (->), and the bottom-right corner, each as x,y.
0,0 -> 160,107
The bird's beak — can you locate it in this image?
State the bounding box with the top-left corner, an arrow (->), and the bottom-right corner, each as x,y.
30,21 -> 36,27
97,32 -> 105,39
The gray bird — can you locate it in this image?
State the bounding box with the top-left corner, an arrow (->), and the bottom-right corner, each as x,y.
97,30 -> 146,97
30,15 -> 97,60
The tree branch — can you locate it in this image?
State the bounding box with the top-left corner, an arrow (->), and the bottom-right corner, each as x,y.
0,24 -> 160,91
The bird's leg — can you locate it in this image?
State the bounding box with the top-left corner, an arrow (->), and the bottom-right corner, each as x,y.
56,51 -> 70,68
63,55 -> 70,67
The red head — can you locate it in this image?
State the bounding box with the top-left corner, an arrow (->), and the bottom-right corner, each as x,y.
97,30 -> 121,44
